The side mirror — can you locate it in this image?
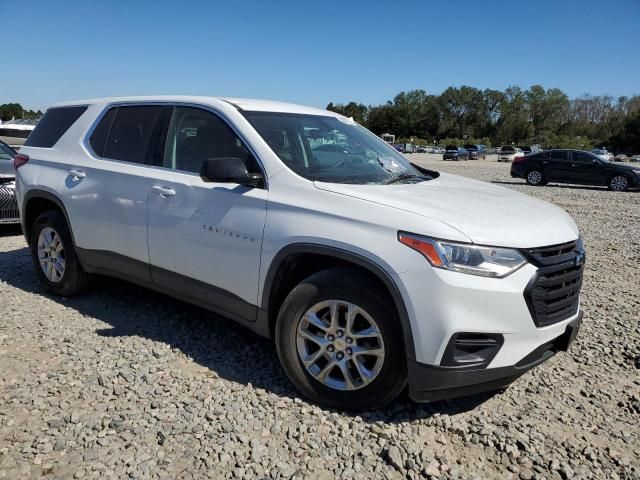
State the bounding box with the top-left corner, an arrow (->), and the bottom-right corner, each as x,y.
200,157 -> 264,188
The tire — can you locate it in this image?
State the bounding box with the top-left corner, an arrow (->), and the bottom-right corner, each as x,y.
608,175 -> 629,192
30,210 -> 91,296
526,169 -> 545,186
275,268 -> 407,410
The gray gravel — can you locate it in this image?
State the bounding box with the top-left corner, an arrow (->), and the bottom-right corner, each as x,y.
1,154 -> 639,479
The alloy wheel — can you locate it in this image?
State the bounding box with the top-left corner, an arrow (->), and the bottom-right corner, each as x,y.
527,170 -> 543,185
37,227 -> 66,283
610,176 -> 628,192
296,300 -> 385,391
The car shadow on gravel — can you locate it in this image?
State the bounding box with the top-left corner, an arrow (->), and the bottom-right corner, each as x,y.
0,244 -> 497,423
491,180 -> 608,192
0,224 -> 22,237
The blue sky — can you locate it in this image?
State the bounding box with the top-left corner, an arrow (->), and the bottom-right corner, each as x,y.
1,0 -> 639,111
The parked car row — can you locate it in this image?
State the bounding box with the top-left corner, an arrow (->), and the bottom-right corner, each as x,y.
511,149 -> 640,192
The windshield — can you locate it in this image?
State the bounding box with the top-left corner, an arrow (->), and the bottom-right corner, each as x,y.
243,112 -> 428,185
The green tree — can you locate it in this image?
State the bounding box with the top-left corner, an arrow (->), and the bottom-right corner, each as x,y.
326,102 -> 368,125
0,103 -> 24,121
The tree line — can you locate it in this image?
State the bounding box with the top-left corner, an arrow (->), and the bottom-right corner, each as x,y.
327,86 -> 640,153
0,103 -> 43,122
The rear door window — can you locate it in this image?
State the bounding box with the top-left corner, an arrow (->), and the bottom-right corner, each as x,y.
98,106 -> 170,164
550,150 -> 570,161
23,106 -> 87,148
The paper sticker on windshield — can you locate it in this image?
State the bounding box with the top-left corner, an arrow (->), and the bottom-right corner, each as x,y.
336,115 -> 356,125
379,157 -> 404,172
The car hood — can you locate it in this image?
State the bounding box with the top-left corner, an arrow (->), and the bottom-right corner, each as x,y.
315,173 -> 579,248
612,162 -> 640,172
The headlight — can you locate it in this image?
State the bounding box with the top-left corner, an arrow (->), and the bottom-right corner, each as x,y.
398,232 -> 527,278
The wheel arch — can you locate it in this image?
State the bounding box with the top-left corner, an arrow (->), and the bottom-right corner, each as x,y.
22,189 -> 74,247
261,243 -> 416,361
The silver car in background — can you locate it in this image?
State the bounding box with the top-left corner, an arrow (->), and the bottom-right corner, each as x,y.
0,140 -> 19,224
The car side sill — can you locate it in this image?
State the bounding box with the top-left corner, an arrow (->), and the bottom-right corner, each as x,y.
75,248 -> 270,338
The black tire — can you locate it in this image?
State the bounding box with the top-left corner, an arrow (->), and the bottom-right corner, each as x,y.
608,175 -> 629,192
30,210 -> 91,296
525,169 -> 545,186
275,268 -> 407,410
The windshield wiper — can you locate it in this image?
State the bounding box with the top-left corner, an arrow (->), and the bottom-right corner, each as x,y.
383,173 -> 429,185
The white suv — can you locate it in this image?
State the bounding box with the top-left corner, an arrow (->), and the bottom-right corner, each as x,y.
15,96 -> 584,410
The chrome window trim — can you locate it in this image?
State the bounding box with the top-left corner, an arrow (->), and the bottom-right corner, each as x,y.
81,101 -> 269,189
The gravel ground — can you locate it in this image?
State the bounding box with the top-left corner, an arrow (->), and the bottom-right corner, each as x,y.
0,154 -> 638,480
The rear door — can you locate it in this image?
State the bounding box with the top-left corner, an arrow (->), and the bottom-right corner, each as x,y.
544,150 -> 573,182
61,104 -> 172,281
570,151 -> 606,185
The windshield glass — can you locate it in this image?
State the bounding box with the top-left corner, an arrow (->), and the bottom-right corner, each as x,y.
243,112 -> 427,185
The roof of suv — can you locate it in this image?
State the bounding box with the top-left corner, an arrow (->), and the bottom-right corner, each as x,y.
50,96 -> 337,117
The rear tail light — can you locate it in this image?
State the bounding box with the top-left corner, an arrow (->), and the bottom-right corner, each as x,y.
13,154 -> 29,169
512,156 -> 525,163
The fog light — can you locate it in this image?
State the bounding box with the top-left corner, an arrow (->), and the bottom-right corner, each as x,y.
440,333 -> 504,368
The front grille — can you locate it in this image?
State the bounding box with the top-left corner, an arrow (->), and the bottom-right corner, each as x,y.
0,184 -> 19,223
524,241 -> 584,327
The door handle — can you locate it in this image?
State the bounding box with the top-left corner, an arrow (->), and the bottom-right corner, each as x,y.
68,169 -> 86,179
152,185 -> 176,197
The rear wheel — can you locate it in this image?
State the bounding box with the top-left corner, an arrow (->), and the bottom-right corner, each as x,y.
30,210 -> 91,296
275,268 -> 407,410
608,175 -> 629,192
526,169 -> 545,186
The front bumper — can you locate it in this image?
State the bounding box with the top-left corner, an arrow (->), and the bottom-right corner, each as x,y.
408,312 -> 582,402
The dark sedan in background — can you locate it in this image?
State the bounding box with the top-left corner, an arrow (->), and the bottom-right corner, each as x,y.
0,140 -> 20,223
463,144 -> 487,160
511,149 -> 640,192
443,145 -> 469,161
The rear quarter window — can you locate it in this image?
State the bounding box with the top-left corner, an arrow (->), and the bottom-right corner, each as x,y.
90,106 -> 169,164
23,106 -> 88,148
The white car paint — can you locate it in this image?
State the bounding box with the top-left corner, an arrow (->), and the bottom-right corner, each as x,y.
591,148 -> 614,162
16,95 -> 583,397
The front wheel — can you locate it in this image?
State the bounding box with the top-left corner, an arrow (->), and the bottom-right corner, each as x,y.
526,169 -> 545,186
275,268 -> 407,410
608,175 -> 629,192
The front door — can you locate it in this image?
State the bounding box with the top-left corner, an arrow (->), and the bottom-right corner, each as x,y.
146,106 -> 268,321
570,151 -> 605,185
